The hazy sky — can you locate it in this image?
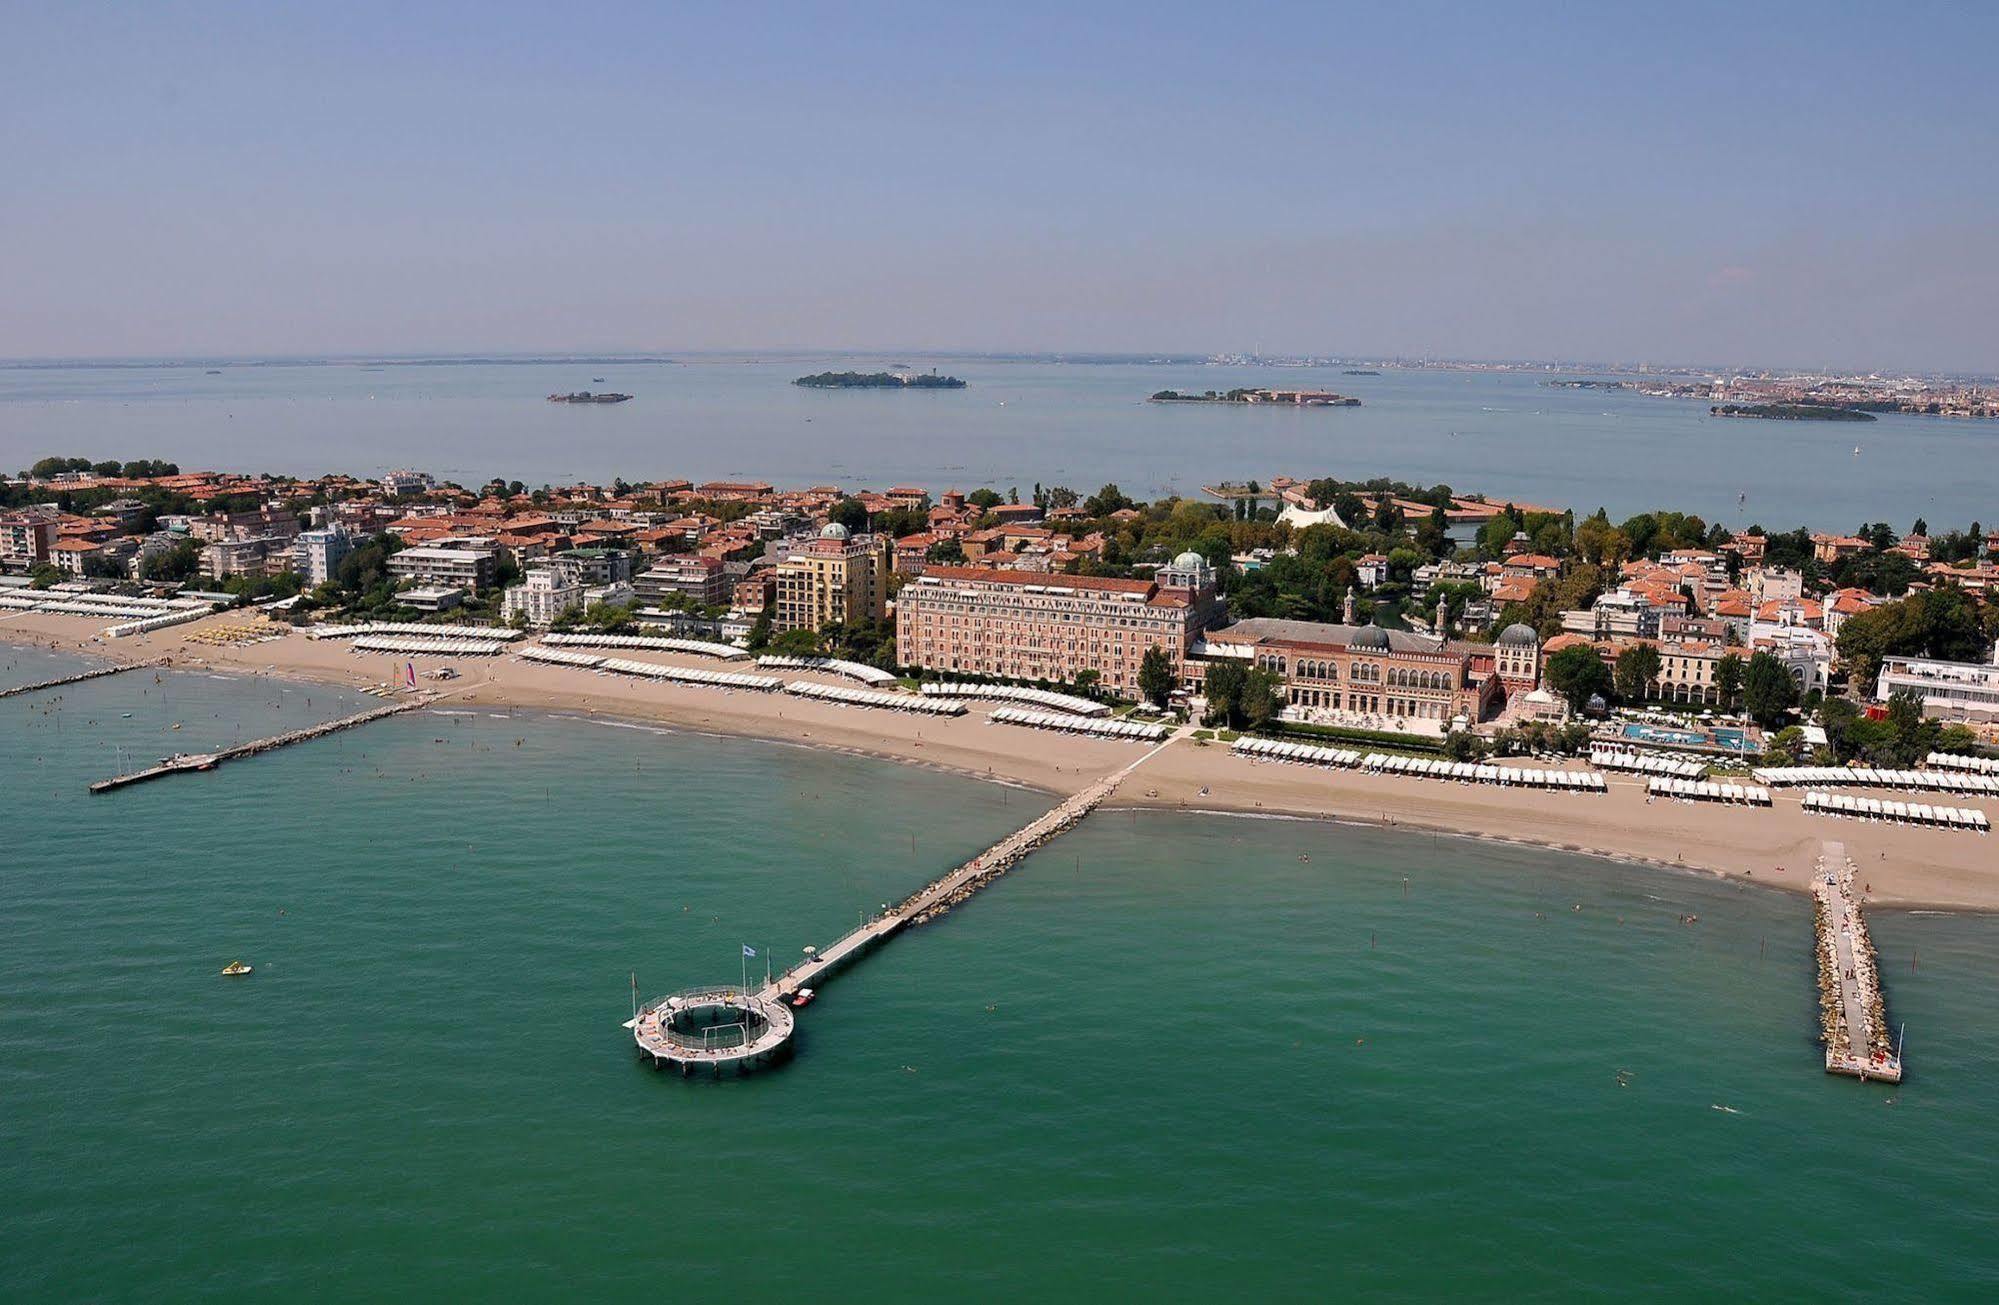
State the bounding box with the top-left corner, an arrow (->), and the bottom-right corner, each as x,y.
6,1 -> 1997,371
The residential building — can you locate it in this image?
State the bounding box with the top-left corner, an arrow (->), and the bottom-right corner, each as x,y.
1561,588 -> 1660,641
501,566 -> 584,627
380,469 -> 435,497
895,552 -> 1221,698
387,544 -> 498,593
772,525 -> 891,634
401,585 -> 464,613
549,547 -> 635,588
0,506 -> 62,571
1874,642 -> 1999,726
635,554 -> 729,608
201,535 -> 294,580
293,526 -> 355,586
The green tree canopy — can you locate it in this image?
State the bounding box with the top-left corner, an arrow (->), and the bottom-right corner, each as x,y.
1742,651 -> 1798,727
1544,644 -> 1612,712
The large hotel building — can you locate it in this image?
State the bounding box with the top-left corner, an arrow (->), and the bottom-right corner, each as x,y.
1192,617 -> 1520,725
895,552 -> 1222,698
773,524 -> 892,633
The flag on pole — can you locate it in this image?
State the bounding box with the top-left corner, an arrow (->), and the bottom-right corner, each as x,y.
742,944 -> 758,958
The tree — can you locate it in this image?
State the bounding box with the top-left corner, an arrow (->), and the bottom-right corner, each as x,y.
768,627 -> 823,656
1201,661 -> 1246,726
1238,667 -> 1283,728
1545,644 -> 1612,713
1083,483 -> 1135,517
925,538 -> 966,565
967,488 -> 1004,511
1762,725 -> 1807,767
1836,588 -> 1988,689
1714,652 -> 1744,707
829,498 -> 870,533
1137,645 -> 1175,708
1443,729 -> 1487,761
1613,643 -> 1661,702
1742,651 -> 1798,728
1045,486 -> 1079,510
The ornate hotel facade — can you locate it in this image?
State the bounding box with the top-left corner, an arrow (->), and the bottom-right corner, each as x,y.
1191,615 -> 1530,726
894,553 -> 1222,699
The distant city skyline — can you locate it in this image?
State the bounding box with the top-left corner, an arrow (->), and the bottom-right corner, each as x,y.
5,3 -> 1997,372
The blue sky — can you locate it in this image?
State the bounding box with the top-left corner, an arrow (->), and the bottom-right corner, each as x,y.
5,1 -> 1996,370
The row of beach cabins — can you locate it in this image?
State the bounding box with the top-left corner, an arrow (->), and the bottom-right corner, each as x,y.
1590,748 -> 1708,779
1753,765 -> 1999,798
1646,776 -> 1773,806
1801,791 -> 1990,832
986,706 -> 1171,742
1,588 -> 220,638
1231,736 -> 1607,791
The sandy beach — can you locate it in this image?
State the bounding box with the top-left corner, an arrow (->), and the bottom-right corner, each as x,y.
8,608 -> 1997,911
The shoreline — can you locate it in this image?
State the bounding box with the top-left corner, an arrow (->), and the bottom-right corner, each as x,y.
7,610 -> 1996,913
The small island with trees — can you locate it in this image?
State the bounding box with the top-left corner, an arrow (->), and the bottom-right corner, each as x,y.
794,371 -> 967,389
1710,403 -> 1876,422
1149,388 -> 1360,406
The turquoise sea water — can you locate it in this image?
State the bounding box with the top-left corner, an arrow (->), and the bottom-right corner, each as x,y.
5,655 -> 1999,1299
3,356 -> 1993,530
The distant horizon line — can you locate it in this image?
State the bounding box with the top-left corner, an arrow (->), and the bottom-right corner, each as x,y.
1,347 -> 1992,383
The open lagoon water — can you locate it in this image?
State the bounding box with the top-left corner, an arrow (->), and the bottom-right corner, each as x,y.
3,356 -> 1994,530
5,652 -> 1999,1298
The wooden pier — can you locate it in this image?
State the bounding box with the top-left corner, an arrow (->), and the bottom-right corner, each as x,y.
88,698 -> 426,793
1812,840 -> 1903,1083
632,745 -> 1167,1073
1,660 -> 163,701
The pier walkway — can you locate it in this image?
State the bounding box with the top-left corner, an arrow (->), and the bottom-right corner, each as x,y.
760,746 -> 1160,1002
631,741 -> 1172,1072
1813,840 -> 1903,1083
1,660 -> 163,701
88,697 -> 427,793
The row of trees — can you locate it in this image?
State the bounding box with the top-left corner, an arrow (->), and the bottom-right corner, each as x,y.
25,456 -> 180,480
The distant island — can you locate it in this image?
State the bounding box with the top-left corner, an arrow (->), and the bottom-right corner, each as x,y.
1711,403 -> 1875,422
794,371 -> 967,389
1150,387 -> 1360,407
547,391 -> 632,404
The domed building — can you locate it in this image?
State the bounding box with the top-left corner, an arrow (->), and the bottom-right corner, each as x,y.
1156,550 -> 1217,592
1192,612 -> 1509,731
772,521 -> 892,634
1493,622 -> 1544,699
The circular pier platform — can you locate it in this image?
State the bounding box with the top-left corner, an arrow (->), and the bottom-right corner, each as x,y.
632,987 -> 795,1076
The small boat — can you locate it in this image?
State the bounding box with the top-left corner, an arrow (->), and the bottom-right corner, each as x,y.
592,377 -> 606,383
220,961 -> 253,976
791,987 -> 816,1008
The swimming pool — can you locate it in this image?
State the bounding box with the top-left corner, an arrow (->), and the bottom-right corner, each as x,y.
1620,723 -> 1752,751
1622,723 -> 1709,747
